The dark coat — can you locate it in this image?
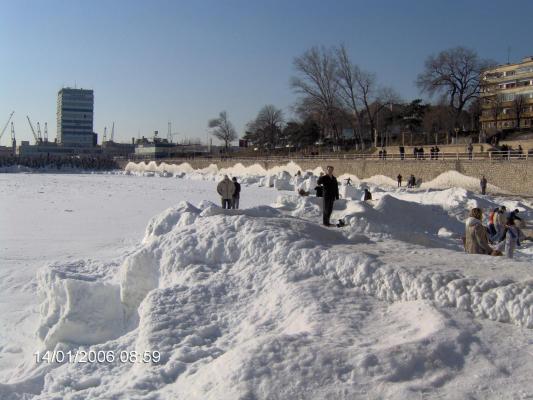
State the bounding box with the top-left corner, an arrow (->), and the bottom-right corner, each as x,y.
233,182 -> 241,197
317,175 -> 339,200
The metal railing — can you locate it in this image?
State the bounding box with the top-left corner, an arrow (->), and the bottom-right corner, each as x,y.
129,151 -> 531,163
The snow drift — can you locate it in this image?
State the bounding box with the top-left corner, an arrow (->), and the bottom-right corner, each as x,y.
22,198 -> 531,398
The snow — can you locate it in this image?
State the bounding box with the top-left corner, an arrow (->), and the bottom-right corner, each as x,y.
1,165 -> 533,399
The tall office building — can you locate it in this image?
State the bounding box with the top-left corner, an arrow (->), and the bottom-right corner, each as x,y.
56,88 -> 94,146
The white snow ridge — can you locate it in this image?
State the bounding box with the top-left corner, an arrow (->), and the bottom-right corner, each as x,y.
1,194 -> 527,399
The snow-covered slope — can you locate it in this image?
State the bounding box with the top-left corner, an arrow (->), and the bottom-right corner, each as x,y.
1,169 -> 533,399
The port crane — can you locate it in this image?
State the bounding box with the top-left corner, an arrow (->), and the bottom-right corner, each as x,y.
110,122 -> 115,142
36,122 -> 43,142
44,123 -> 48,141
26,116 -> 41,144
0,111 -> 15,144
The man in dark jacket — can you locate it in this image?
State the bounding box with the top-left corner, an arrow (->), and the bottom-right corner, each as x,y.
480,176 -> 487,195
231,177 -> 241,209
317,166 -> 339,226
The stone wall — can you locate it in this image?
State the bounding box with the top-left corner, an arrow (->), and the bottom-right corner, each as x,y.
119,158 -> 533,196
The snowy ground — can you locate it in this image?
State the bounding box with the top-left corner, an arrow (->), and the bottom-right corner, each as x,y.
1,166 -> 532,399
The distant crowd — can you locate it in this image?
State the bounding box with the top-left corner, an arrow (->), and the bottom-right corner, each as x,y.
0,155 -> 118,171
215,166 -> 529,259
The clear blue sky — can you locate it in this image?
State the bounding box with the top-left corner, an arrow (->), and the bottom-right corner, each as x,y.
1,0 -> 532,145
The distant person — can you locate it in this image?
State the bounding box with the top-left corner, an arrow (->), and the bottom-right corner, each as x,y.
397,174 -> 402,187
467,143 -> 474,160
480,176 -> 487,195
464,208 -> 498,255
497,217 -> 526,259
508,208 -> 522,224
399,146 -> 405,160
382,148 -> 387,160
317,165 -> 339,227
493,206 -> 507,242
407,174 -> 415,189
231,177 -> 241,209
430,147 -> 435,160
315,172 -> 324,197
362,188 -> 372,201
413,147 -> 418,159
434,146 -> 440,160
345,177 -> 352,186
488,207 -> 499,237
217,175 -> 235,209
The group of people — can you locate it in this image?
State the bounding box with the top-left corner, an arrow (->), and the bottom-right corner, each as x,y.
216,175 -> 241,209
465,206 -> 526,258
215,168 -> 528,259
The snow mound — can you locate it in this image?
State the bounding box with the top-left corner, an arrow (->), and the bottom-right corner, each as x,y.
422,170 -> 504,193
21,200 -> 533,398
37,261 -> 124,349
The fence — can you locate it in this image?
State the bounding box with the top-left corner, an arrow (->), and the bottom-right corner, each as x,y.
125,150 -> 531,163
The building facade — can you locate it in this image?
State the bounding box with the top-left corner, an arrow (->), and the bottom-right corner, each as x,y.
56,88 -> 94,147
480,56 -> 533,134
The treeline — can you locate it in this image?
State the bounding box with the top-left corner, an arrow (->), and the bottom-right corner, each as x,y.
209,45 -> 494,151
0,155 -> 118,170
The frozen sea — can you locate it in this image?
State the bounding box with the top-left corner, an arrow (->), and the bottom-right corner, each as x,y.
1,170 -> 532,399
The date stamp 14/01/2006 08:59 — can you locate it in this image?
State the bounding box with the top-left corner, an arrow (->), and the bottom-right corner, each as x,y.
34,350 -> 161,364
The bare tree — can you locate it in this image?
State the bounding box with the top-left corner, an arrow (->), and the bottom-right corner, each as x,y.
417,47 -> 493,131
245,105 -> 284,148
208,111 -> 237,150
335,45 -> 366,148
335,45 -> 400,148
513,94 -> 527,129
291,46 -> 341,143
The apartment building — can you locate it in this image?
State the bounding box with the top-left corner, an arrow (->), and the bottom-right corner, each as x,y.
480,56 -> 533,133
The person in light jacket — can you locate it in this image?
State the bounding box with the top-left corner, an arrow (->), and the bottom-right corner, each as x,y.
464,208 -> 495,255
217,175 -> 235,209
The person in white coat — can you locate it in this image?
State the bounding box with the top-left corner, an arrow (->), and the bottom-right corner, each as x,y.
217,175 -> 235,209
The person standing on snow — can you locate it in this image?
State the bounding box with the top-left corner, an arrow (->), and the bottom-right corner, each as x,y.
480,176 -> 487,195
317,166 -> 339,226
508,208 -> 522,224
496,217 -> 526,258
397,174 -> 402,187
231,177 -> 241,209
464,208 -> 498,255
362,188 -> 372,201
488,207 -> 498,237
493,206 -> 507,241
217,175 -> 235,209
